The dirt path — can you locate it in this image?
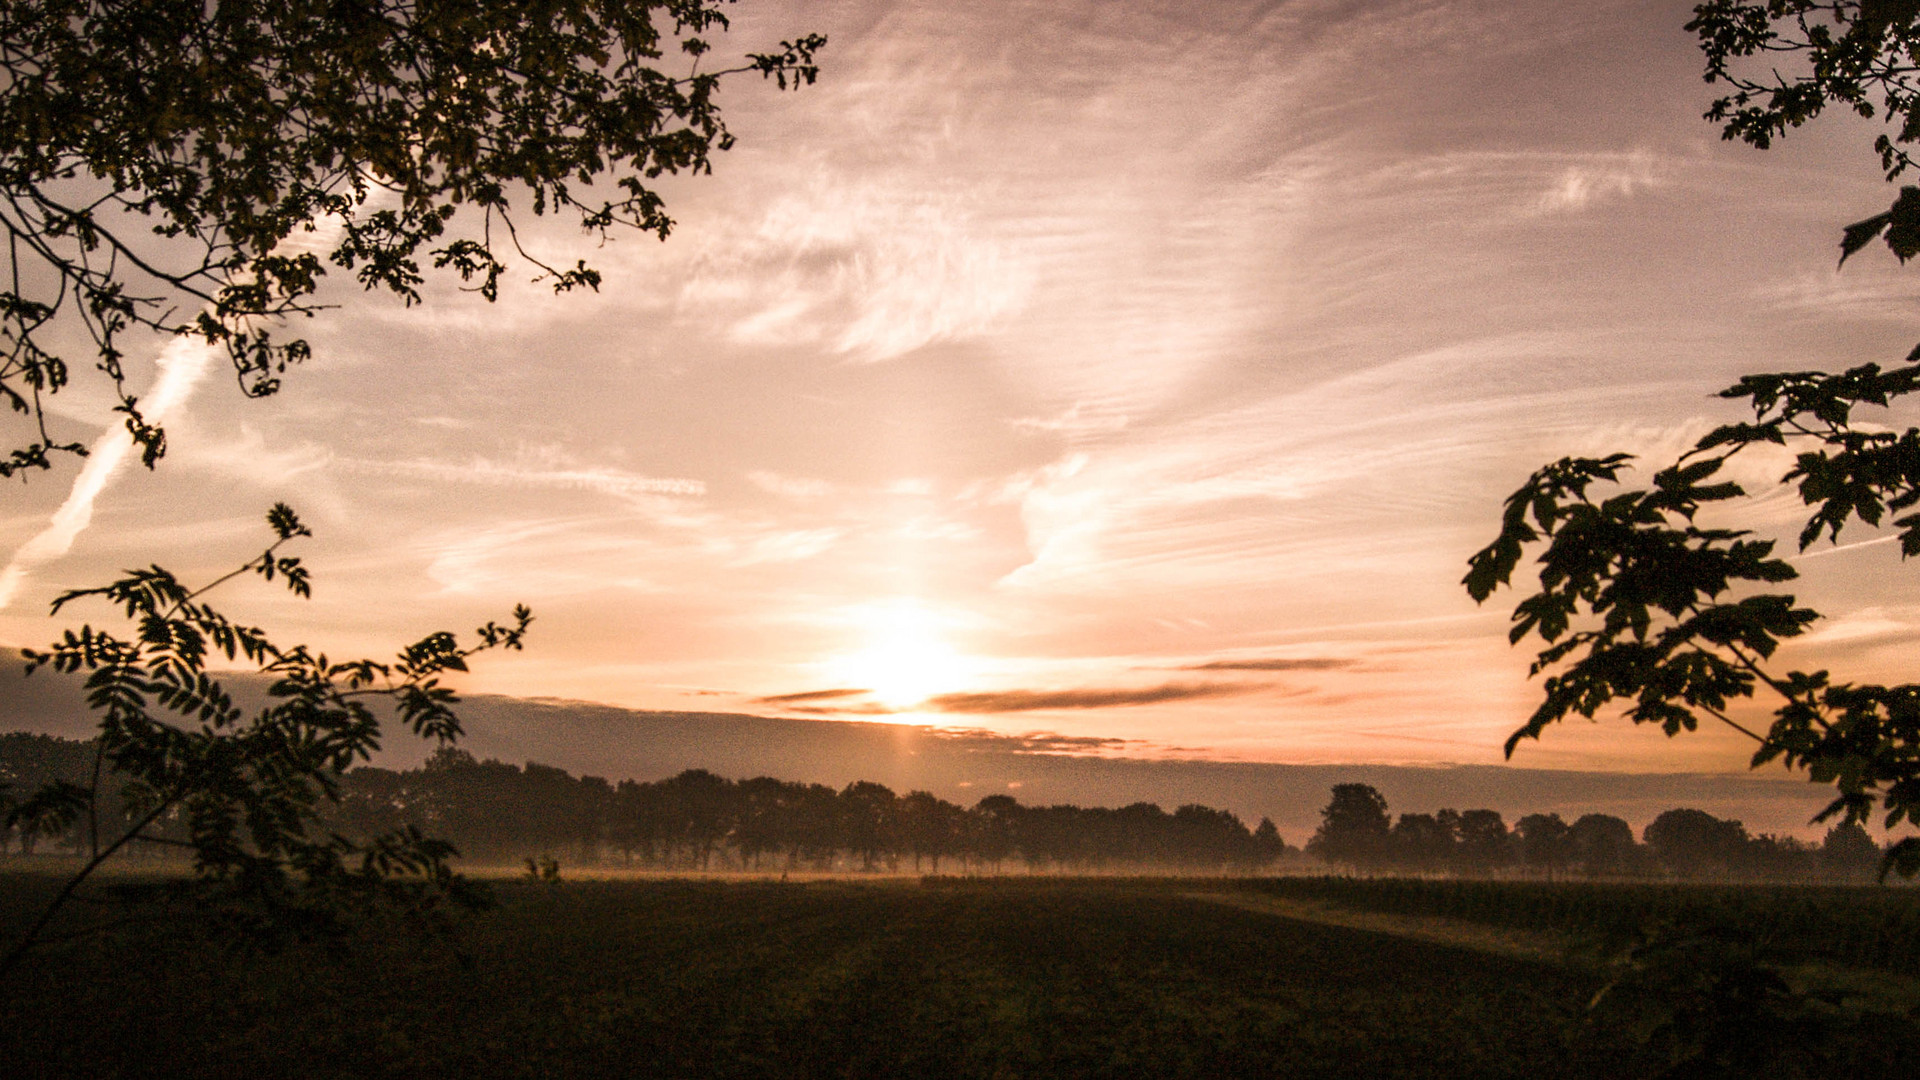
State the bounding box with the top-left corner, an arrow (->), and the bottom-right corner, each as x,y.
1189,889 -> 1920,1013
1185,890 -> 1595,969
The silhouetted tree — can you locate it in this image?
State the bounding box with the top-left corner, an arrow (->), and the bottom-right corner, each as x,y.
1103,802 -> 1159,865
35,731 -> 1869,881
1455,809 -> 1514,874
1171,803 -> 1255,870
836,781 -> 898,872
1820,821 -> 1884,882
972,795 -> 1020,873
656,770 -> 736,870
1252,817 -> 1289,865
325,765 -> 411,845
0,732 -> 94,854
898,790 -> 965,874
1740,833 -> 1817,881
733,776 -> 794,871
1390,812 -> 1458,872
1645,809 -> 1750,879
785,782 -> 843,870
1466,0 -> 1920,878
1307,784 -> 1391,871
1515,812 -> 1573,882
1568,813 -> 1640,878
607,779 -> 658,865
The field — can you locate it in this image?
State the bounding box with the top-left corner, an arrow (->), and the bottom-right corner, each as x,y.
1241,876 -> 1920,972
1,873 -> 1913,1078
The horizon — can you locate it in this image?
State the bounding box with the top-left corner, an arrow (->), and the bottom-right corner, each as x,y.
0,658 -> 1845,845
3,0 -> 1917,786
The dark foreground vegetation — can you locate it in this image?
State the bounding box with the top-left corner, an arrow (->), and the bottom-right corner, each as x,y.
0,873 -> 1674,1080
1249,877 -> 1920,974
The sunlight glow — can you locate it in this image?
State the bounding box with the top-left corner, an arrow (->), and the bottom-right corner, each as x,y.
826,600 -> 979,712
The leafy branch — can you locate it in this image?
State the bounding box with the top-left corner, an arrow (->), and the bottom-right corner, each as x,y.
1466,361 -> 1920,878
0,503 -> 532,978
0,1 -> 826,478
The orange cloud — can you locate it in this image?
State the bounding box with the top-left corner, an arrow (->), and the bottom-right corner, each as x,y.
923,682 -> 1255,713
1180,658 -> 1353,672
754,687 -> 871,705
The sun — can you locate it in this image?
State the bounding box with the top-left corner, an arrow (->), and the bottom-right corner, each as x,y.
826,600 -> 977,712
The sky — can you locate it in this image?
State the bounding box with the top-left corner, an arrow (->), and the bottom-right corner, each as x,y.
3,0 -> 1919,778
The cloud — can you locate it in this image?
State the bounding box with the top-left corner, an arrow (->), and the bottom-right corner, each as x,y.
923,681 -> 1257,713
677,177 -> 1031,363
173,422 -> 331,490
336,456 -> 705,498
747,470 -> 835,499
728,528 -> 842,566
927,728 -> 1145,756
1010,403 -> 1131,438
778,701 -> 898,716
1530,150 -> 1659,214
886,478 -> 934,497
1181,657 -> 1353,672
754,687 -> 871,705
986,330 -> 1694,599
1795,606 -> 1920,647
0,337 -> 218,611
1751,271 -> 1920,319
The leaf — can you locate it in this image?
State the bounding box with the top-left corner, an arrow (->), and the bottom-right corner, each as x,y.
1880,185 -> 1920,261
1840,209 -> 1894,264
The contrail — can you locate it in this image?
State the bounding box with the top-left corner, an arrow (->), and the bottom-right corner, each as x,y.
0,204 -> 354,614
0,335 -> 219,611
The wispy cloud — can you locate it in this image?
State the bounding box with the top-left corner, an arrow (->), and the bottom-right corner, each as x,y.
1010,403 -> 1130,438
173,422 -> 332,490
336,456 -> 705,498
747,470 -> 835,499
924,682 -> 1257,713
677,177 -> 1032,362
1530,150 -> 1660,215
729,528 -> 842,566
925,728 -> 1147,756
755,687 -> 870,705
1751,270 -> 1920,319
777,701 -> 897,716
1181,657 -> 1353,672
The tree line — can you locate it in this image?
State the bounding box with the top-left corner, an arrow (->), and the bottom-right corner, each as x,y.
1306,782 -> 1891,883
1,735 -> 1288,874
6,732 -> 1895,881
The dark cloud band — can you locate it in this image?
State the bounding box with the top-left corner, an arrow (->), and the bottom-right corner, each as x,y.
1180,658 -> 1352,672
923,681 -> 1253,713
754,687 -> 871,705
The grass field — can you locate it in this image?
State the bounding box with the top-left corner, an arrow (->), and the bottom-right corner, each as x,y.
1,874 -> 1910,1078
